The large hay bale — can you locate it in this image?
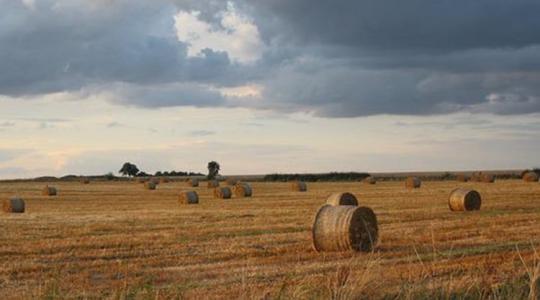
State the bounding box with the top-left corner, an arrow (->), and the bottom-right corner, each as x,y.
179,191 -> 199,205
3,197 -> 25,213
362,177 -> 376,185
326,192 -> 358,206
80,177 -> 90,184
226,178 -> 238,186
144,181 -> 156,190
214,187 -> 232,199
405,177 -> 421,189
312,205 -> 378,252
160,177 -> 170,184
481,174 -> 495,183
233,183 -> 252,197
456,174 -> 469,182
207,180 -> 219,188
186,178 -> 199,187
523,172 -> 539,182
449,188 -> 482,211
42,186 -> 57,196
291,181 -> 307,192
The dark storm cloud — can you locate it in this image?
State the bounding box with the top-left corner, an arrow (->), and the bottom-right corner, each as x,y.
1,0 -> 540,117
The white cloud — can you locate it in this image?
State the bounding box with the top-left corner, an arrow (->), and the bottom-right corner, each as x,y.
174,2 -> 263,64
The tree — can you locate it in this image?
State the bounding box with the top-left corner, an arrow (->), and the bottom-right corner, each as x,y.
207,161 -> 220,180
119,162 -> 139,177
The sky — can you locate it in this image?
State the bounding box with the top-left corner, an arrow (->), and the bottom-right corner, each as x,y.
1,0 -> 540,179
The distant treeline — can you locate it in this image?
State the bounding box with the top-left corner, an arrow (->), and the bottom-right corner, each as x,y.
263,172 -> 371,182
152,171 -> 204,177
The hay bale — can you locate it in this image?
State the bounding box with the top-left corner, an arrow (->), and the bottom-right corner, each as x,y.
481,174 -> 495,183
233,183 -> 252,197
3,197 -> 25,213
291,181 -> 307,192
179,191 -> 199,205
405,177 -> 421,189
42,186 -> 57,196
312,205 -> 378,252
207,180 -> 219,188
326,192 -> 358,206
363,177 -> 376,185
214,187 -> 232,199
137,177 -> 147,184
144,181 -> 156,190
226,178 -> 238,186
80,177 -> 90,184
523,172 -> 539,182
449,188 -> 481,211
186,178 -> 199,187
150,178 -> 160,185
160,177 -> 170,184
456,174 -> 469,182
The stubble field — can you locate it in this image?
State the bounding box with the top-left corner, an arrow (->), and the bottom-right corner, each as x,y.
1,179 -> 539,299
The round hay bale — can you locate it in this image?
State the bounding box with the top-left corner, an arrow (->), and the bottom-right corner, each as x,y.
456,174 -> 469,182
449,188 -> 481,211
144,181 -> 156,190
226,178 -> 238,186
214,187 -> 232,199
207,180 -> 219,188
80,177 -> 90,184
3,197 -> 25,213
186,178 -> 199,187
149,178 -> 160,185
470,172 -> 482,182
481,174 -> 495,183
233,183 -> 252,197
312,205 -> 378,252
160,177 -> 170,184
326,192 -> 358,206
179,191 -> 199,205
523,172 -> 539,182
291,181 -> 307,192
405,177 -> 421,189
137,177 -> 147,184
363,177 -> 376,185
42,186 -> 57,196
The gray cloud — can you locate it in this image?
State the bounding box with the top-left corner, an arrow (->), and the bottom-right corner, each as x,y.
1,0 -> 540,117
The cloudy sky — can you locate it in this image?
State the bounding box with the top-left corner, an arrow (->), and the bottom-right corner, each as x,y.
1,0 -> 540,178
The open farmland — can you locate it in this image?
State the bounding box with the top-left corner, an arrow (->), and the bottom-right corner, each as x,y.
1,180 -> 539,299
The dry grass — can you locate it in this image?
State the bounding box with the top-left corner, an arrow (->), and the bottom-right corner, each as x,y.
0,180 -> 539,299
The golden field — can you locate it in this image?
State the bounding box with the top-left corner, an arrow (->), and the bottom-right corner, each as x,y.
0,180 -> 539,299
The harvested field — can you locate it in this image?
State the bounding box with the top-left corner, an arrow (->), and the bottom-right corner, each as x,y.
0,180 -> 539,299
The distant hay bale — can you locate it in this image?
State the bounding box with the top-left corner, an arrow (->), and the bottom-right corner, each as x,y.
363,177 -> 376,185
80,177 -> 90,184
226,178 -> 238,186
214,187 -> 232,199
137,177 -> 147,184
326,192 -> 358,206
456,174 -> 469,182
312,205 -> 378,252
144,181 -> 156,190
3,197 -> 25,213
186,178 -> 199,187
179,191 -> 199,205
291,181 -> 307,192
233,183 -> 252,197
150,178 -> 160,185
207,180 -> 219,188
523,172 -> 539,182
481,174 -> 495,183
42,186 -> 57,196
449,188 -> 482,211
160,177 -> 170,184
405,177 -> 421,189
